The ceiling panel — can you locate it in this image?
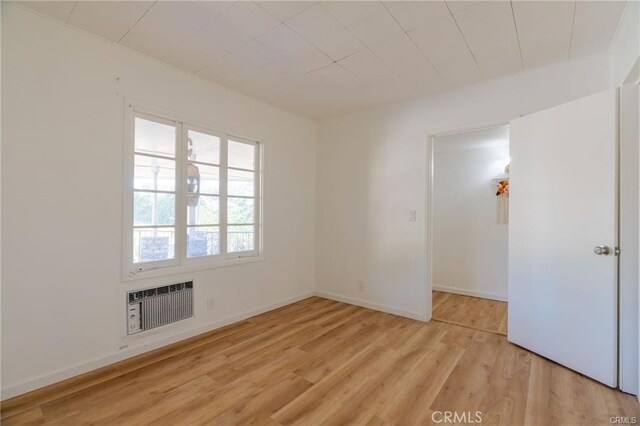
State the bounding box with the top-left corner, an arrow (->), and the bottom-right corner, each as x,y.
370,33 -> 430,75
14,0 -> 630,119
227,40 -> 283,69
286,4 -> 363,60
309,63 -> 362,87
348,7 -> 406,47
257,24 -> 316,57
453,1 -> 522,78
198,0 -> 236,17
339,49 -> 397,83
402,60 -> 450,94
382,0 -> 451,32
258,57 -> 306,84
321,1 -> 383,27
313,27 -> 365,60
197,54 -> 256,87
284,3 -> 342,39
218,1 -> 280,37
162,29 -> 228,73
145,1 -> 212,35
409,15 -> 482,87
286,47 -> 333,72
369,33 -> 449,94
120,2 -> 212,59
20,1 -> 76,22
191,17 -> 252,53
570,1 -> 627,58
67,1 -> 150,43
512,0 -> 574,69
445,1 -> 482,14
257,1 -> 316,22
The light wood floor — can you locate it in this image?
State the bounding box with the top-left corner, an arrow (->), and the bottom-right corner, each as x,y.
432,291 -> 508,335
2,297 -> 639,425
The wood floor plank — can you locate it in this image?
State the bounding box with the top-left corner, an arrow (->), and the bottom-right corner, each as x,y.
433,290 -> 508,335
3,296 -> 638,426
273,344 -> 396,425
1,407 -> 46,426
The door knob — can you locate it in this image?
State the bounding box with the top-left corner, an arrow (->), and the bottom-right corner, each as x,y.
593,245 -> 610,255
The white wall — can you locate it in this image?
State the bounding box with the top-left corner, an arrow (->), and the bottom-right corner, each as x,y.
316,55 -> 610,320
432,126 -> 509,301
1,5 -> 316,399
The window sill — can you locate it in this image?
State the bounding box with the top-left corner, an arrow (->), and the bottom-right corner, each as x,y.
122,254 -> 264,282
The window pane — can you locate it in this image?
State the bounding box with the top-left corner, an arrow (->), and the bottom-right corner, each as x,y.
228,197 -> 254,224
188,130 -> 220,165
134,155 -> 175,191
228,225 -> 254,253
134,192 -> 175,226
228,140 -> 255,170
187,226 -> 220,258
187,163 -> 219,195
228,169 -> 254,196
133,227 -> 175,263
135,117 -> 175,157
187,195 -> 219,225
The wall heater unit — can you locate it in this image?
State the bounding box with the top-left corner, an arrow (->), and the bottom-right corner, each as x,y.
127,282 -> 193,335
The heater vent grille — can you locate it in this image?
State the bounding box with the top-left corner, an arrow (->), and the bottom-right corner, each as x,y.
127,282 -> 193,334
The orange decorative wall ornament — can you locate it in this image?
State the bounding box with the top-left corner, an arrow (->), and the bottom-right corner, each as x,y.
496,179 -> 509,197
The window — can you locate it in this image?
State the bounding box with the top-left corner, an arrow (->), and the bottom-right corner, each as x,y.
125,105 -> 261,276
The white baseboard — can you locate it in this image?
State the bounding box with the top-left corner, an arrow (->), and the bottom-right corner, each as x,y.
315,291 -> 426,321
432,285 -> 507,302
1,291 -> 315,401
3,290 -> 427,400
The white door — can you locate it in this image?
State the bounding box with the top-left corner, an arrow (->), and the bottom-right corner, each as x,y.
509,89 -> 618,387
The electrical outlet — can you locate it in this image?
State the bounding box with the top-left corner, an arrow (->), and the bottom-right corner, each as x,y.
409,210 -> 417,222
207,297 -> 215,310
357,280 -> 364,291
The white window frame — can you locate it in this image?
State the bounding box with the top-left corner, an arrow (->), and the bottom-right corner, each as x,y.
122,101 -> 263,281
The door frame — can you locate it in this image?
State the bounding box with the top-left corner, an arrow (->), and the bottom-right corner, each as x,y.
424,119 -> 510,321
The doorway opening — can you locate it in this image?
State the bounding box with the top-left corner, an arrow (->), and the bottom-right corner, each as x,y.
428,125 -> 510,336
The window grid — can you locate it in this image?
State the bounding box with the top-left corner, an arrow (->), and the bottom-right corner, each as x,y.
127,108 -> 260,274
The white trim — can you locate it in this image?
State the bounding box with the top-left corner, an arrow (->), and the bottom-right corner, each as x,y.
423,133 -> 434,322
1,291 -> 315,400
124,255 -> 265,281
128,98 -> 269,145
122,100 -> 263,280
432,285 -> 508,302
424,122 -> 510,321
315,291 -> 426,321
1,290 -> 431,400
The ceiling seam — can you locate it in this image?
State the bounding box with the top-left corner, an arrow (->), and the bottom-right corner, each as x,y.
277,7 -> 344,76
65,1 -> 78,23
117,0 -> 158,44
318,2 -> 390,83
253,1 -> 318,25
190,2 -> 284,77
312,2 -> 366,67
446,3 -> 485,79
11,2 -> 319,119
567,0 -> 577,60
606,0 -> 631,56
379,1 -> 451,87
509,1 -> 525,70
